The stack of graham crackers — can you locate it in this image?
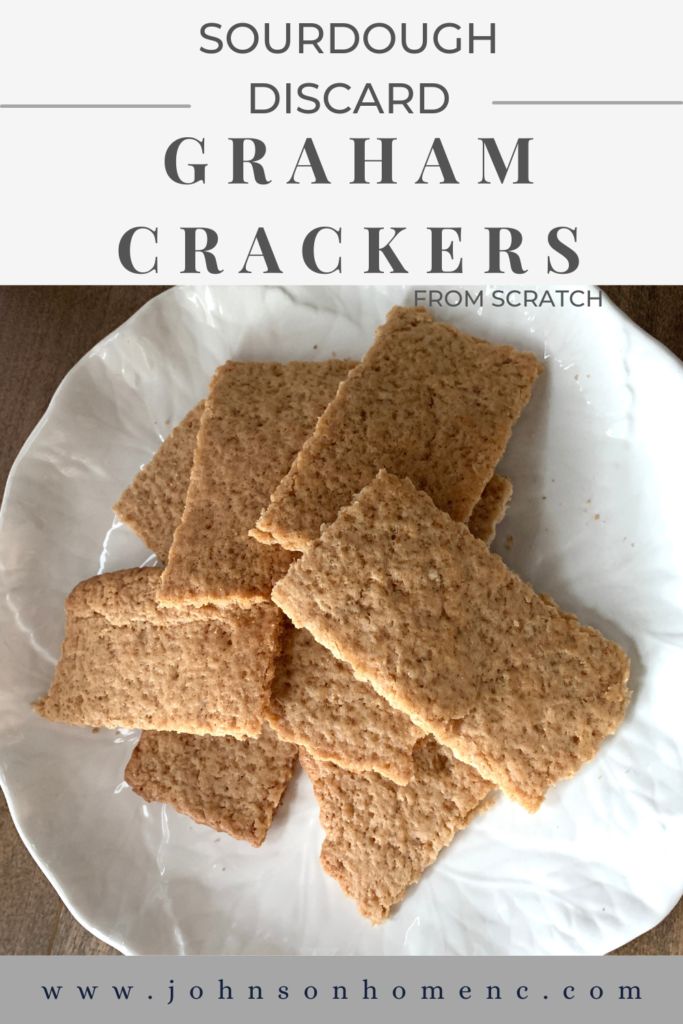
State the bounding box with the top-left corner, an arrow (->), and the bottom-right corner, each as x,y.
36,306 -> 631,924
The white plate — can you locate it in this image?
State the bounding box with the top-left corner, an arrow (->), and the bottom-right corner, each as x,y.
1,286 -> 682,956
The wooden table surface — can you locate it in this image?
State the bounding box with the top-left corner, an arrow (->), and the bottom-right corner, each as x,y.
0,285 -> 681,956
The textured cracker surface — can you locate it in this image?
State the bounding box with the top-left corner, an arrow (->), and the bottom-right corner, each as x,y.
467,474 -> 512,544
273,471 -> 630,810
255,306 -> 541,551
113,402 -> 204,562
37,568 -> 283,738
301,739 -> 493,922
159,360 -> 354,606
125,724 -> 297,846
449,591 -> 631,811
266,480 -> 510,784
267,627 -> 422,785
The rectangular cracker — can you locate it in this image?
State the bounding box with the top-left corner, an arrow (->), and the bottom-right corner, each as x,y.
267,478 -> 511,784
254,306 -> 541,551
125,724 -> 297,847
159,360 -> 355,608
36,568 -> 283,738
267,627 -> 422,785
301,740 -> 493,923
272,471 -> 630,811
113,401 -> 204,562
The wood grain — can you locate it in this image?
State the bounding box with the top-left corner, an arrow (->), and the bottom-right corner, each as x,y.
0,285 -> 680,956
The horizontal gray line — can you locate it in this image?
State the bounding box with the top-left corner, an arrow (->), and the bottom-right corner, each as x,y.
493,100 -> 682,106
0,103 -> 191,109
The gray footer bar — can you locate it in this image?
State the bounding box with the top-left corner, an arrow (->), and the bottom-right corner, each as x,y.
0,955 -> 675,1022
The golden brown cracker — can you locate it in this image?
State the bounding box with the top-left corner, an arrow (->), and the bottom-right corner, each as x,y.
301,739 -> 493,922
267,479 -> 511,784
37,568 -> 283,738
125,724 -> 297,846
273,471 -> 630,811
159,360 -> 354,607
255,306 -> 540,551
113,402 -> 204,562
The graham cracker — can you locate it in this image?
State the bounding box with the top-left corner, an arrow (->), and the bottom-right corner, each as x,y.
113,401 -> 204,562
301,739 -> 493,923
36,568 -> 283,738
254,306 -> 541,551
272,471 -> 630,811
467,474 -> 512,544
449,591 -> 631,811
267,478 -> 511,784
159,360 -> 355,608
125,724 -> 297,847
267,627 -> 422,785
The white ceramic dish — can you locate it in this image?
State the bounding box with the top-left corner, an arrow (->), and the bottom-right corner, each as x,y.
1,285 -> 682,955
